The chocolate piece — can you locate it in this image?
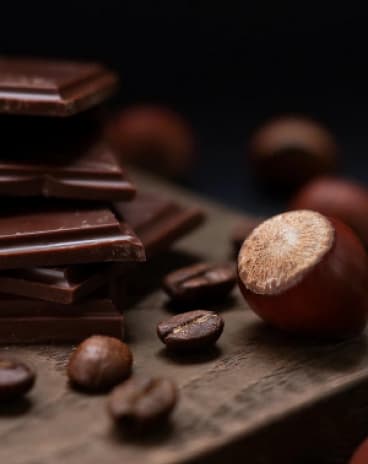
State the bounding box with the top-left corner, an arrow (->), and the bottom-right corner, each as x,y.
0,112 -> 135,201
0,264 -> 110,304
0,201 -> 145,270
116,192 -> 205,256
0,57 -> 118,117
0,293 -> 124,344
0,143 -> 136,201
0,193 -> 202,302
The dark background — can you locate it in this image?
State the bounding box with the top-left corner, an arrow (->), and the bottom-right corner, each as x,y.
1,2 -> 367,215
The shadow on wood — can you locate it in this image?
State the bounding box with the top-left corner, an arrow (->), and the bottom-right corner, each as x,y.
157,346 -> 223,366
0,397 -> 33,417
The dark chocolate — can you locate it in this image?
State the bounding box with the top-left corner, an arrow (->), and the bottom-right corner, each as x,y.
0,293 -> 124,344
0,142 -> 136,201
0,193 -> 203,301
0,57 -> 118,117
0,201 -> 145,270
116,191 -> 205,256
0,264 -> 110,304
0,314 -> 123,344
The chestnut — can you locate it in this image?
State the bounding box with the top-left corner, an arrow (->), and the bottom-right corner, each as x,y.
350,438 -> 368,464
248,115 -> 338,189
237,210 -> 368,338
289,176 -> 368,248
105,105 -> 195,178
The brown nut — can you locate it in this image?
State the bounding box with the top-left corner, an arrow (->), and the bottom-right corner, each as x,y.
238,210 -> 368,338
289,176 -> 368,248
106,105 -> 195,178
248,115 -> 338,189
350,436 -> 368,463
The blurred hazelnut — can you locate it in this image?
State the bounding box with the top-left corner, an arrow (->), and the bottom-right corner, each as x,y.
350,437 -> 368,463
105,105 -> 195,178
289,176 -> 368,248
248,115 -> 338,189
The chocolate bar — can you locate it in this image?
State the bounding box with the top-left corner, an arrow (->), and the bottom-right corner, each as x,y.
0,200 -> 145,270
0,142 -> 136,201
116,191 -> 205,256
0,193 -> 204,302
0,265 -> 110,304
0,293 -> 124,344
0,57 -> 118,116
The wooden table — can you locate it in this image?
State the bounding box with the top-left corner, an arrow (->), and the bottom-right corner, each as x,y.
1,171 -> 367,464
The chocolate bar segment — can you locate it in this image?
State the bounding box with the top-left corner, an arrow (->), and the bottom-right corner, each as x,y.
116,192 -> 205,256
0,293 -> 124,344
0,265 -> 110,304
0,193 -> 203,301
0,57 -> 118,116
0,201 -> 145,270
0,143 -> 136,201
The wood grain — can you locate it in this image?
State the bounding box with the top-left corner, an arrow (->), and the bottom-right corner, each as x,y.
0,170 -> 367,464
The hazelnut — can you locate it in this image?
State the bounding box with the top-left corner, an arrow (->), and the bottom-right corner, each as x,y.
290,176 -> 368,248
350,437 -> 368,463
106,105 -> 195,178
248,115 -> 338,188
238,210 -> 368,338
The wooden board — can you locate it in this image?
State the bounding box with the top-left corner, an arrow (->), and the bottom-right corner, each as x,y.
1,171 -> 368,464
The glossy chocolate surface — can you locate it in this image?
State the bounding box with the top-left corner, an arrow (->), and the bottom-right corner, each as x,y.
0,57 -> 118,116
0,201 -> 145,270
0,264 -> 111,304
0,142 -> 136,201
116,191 -> 205,256
0,293 -> 124,344
0,193 -> 203,301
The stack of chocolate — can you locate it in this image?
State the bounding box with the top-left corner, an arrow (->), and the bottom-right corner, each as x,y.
0,57 -> 204,344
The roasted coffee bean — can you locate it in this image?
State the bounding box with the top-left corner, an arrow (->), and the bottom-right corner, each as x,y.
0,358 -> 35,401
108,375 -> 177,430
157,309 -> 224,351
162,262 -> 236,303
67,335 -> 133,391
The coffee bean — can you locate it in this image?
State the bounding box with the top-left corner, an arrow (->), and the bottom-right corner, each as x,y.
68,335 -> 133,391
0,358 -> 35,401
157,309 -> 224,351
108,376 -> 177,430
162,262 -> 236,303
